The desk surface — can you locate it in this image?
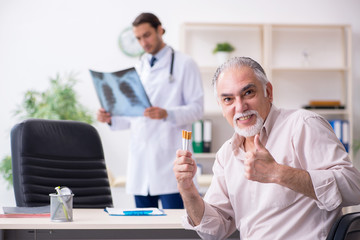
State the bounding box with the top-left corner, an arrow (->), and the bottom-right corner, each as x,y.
0,209 -> 241,239
0,209 -> 186,230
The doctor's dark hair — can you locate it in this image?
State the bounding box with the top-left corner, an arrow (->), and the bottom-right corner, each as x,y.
132,12 -> 166,34
212,57 -> 269,97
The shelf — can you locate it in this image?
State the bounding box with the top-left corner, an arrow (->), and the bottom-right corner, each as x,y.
270,25 -> 349,69
181,22 -> 264,68
197,174 -> 213,187
181,22 -> 263,31
181,22 -> 353,159
194,153 -> 216,159
271,67 -> 349,72
307,109 -> 350,116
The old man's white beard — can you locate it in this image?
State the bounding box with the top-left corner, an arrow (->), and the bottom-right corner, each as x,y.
233,110 -> 264,137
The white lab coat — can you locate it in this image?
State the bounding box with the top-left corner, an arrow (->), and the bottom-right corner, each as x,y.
110,46 -> 204,196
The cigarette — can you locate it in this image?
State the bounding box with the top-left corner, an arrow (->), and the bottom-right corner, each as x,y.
182,130 -> 192,151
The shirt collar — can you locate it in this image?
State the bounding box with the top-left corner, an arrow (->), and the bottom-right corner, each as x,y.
147,45 -> 170,63
262,104 -> 279,138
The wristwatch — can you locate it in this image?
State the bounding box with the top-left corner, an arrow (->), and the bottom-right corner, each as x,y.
118,27 -> 144,57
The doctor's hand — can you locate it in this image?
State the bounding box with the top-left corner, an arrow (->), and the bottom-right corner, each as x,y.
97,108 -> 111,124
144,107 -> 168,120
244,134 -> 281,184
173,150 -> 197,191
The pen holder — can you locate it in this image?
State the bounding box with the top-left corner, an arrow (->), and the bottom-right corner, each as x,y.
49,193 -> 74,222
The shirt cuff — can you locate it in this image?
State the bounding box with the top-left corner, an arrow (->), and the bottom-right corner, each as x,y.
308,169 -> 342,211
181,202 -> 223,236
165,109 -> 177,124
108,116 -> 131,130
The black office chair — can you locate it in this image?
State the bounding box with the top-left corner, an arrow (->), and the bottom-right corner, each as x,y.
10,119 -> 113,208
326,212 -> 360,240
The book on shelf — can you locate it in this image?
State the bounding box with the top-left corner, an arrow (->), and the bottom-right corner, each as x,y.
192,120 -> 203,153
203,119 -> 212,153
304,105 -> 345,110
192,119 -> 212,153
303,100 -> 345,110
328,119 -> 349,152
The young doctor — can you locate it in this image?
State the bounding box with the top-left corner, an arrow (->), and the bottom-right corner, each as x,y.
97,12 -> 204,209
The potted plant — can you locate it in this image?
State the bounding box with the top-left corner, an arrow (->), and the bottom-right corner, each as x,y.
213,42 -> 235,64
0,73 -> 94,188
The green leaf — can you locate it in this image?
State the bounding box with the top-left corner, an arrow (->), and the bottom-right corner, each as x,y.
0,156 -> 12,189
3,72 -> 95,187
14,72 -> 94,124
213,42 -> 235,54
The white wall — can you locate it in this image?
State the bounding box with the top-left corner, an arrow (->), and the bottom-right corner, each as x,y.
1,0 -> 360,207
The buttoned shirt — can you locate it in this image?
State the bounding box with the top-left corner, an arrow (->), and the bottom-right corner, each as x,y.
183,105 -> 360,240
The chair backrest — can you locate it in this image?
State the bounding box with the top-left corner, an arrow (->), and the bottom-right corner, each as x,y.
11,119 -> 113,208
326,212 -> 360,240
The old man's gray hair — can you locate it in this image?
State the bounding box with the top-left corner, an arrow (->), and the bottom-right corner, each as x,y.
212,57 -> 269,97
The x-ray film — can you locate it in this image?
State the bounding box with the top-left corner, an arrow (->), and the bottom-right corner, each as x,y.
90,68 -> 151,116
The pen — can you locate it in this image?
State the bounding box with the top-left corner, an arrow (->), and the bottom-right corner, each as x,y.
55,186 -> 70,221
123,210 -> 153,216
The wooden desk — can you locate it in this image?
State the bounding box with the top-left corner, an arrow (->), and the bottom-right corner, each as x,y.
0,209 -> 239,239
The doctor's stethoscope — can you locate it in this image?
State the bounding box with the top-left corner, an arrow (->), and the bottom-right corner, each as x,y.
168,47 -> 175,83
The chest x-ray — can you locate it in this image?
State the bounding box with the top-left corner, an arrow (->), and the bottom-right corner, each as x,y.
90,68 -> 151,116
